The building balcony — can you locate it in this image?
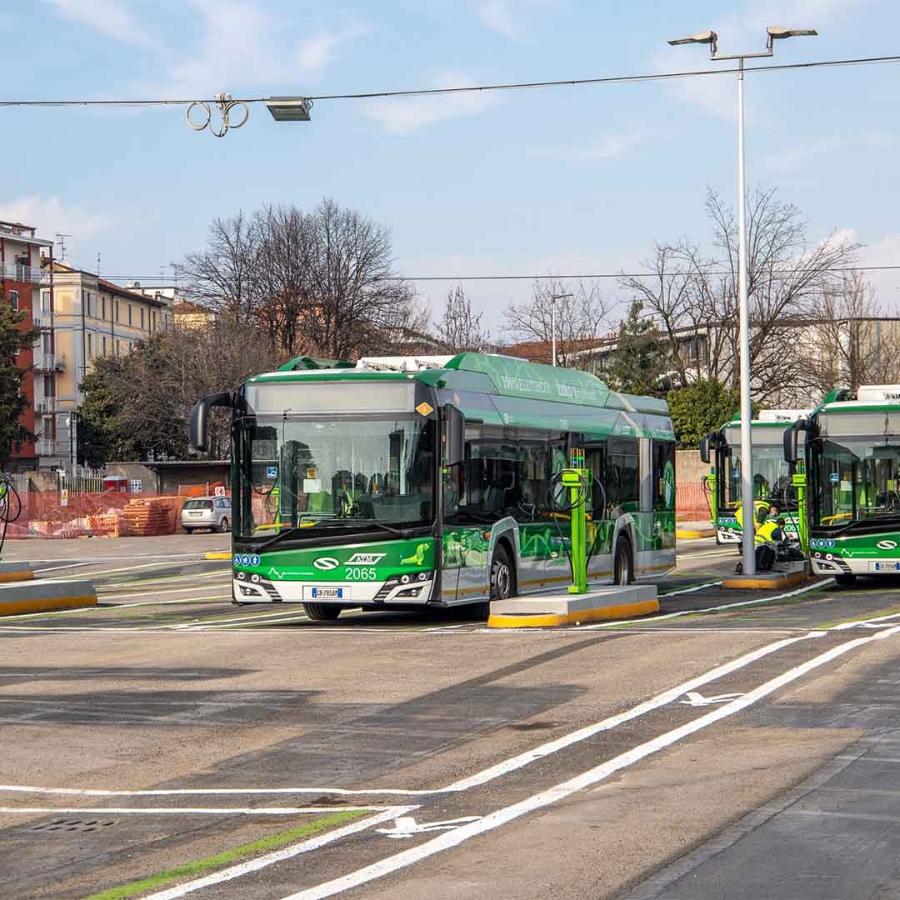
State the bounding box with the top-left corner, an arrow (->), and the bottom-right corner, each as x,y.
32,312 -> 52,329
37,439 -> 62,457
34,352 -> 66,372
1,262 -> 41,284
35,397 -> 56,414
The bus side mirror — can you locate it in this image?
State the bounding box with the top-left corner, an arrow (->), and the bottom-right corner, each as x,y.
783,419 -> 806,464
699,435 -> 711,465
442,404 -> 465,468
190,392 -> 235,452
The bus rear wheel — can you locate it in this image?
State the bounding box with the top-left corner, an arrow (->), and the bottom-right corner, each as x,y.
614,535 -> 634,586
834,573 -> 857,587
303,603 -> 341,621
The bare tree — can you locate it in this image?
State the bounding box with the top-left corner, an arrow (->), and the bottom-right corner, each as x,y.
435,287 -> 491,352
620,187 -> 861,402
796,272 -> 900,400
503,278 -> 610,368
175,213 -> 260,324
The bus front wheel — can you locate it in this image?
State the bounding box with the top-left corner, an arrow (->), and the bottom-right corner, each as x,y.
614,535 -> 634,586
472,544 -> 515,619
834,573 -> 857,587
303,603 -> 341,621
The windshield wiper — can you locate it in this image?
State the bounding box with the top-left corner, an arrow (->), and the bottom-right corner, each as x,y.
251,525 -> 316,553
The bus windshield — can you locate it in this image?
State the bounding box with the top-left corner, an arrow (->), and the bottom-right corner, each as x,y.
812,434 -> 900,529
236,414 -> 437,539
721,439 -> 798,511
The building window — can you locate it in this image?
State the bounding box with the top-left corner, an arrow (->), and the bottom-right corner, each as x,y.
41,290 -> 51,314
87,333 -> 93,358
42,332 -> 52,353
140,307 -> 145,330
128,304 -> 133,325
102,335 -> 107,356
116,340 -> 121,357
9,290 -> 18,310
44,374 -> 53,397
101,296 -> 107,320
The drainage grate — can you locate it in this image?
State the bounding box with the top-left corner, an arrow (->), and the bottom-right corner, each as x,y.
30,818 -> 116,833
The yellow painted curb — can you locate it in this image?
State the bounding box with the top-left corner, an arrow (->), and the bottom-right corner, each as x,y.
722,572 -> 811,590
676,530 -> 715,540
205,552 -> 233,560
0,571 -> 35,584
488,599 -> 659,628
0,594 -> 98,616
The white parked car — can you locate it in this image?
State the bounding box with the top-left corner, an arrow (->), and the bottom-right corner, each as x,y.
181,497 -> 231,533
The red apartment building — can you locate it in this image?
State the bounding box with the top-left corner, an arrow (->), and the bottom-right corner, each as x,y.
0,220 -> 56,471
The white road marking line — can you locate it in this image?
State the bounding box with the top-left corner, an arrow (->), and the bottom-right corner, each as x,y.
0,785 -> 434,798
832,611 -> 900,630
0,806 -> 386,815
54,562 -> 172,579
376,815 -> 481,839
679,691 -> 744,707
278,624 -> 900,900
441,631 -> 823,792
101,580 -> 230,600
172,609 -> 310,629
137,806 -> 416,900
0,595 -> 228,624
1,631 -> 826,802
584,578 -> 832,629
32,562 -> 90,573
659,581 -> 723,597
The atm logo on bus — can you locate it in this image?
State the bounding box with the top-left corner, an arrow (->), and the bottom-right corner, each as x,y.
345,553 -> 387,565
876,540 -> 898,551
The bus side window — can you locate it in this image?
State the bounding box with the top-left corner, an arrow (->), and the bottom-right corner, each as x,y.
584,445 -> 607,518
607,438 -> 639,513
651,440 -> 676,511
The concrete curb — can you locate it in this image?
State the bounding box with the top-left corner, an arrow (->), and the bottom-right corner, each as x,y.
676,529 -> 715,540
723,565 -> 811,591
488,599 -> 659,628
205,552 -> 232,560
0,562 -> 35,584
0,578 -> 97,616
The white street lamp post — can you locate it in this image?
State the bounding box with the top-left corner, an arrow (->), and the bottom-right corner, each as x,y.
550,293 -> 574,367
668,26 -> 817,576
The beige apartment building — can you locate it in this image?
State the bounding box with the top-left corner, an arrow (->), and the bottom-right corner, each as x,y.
47,262 -> 173,463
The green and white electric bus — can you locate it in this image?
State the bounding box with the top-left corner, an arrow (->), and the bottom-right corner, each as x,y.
785,384 -> 900,585
701,410 -> 809,546
191,353 -> 677,620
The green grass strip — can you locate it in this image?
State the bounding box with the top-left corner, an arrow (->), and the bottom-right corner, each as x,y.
80,809 -> 367,900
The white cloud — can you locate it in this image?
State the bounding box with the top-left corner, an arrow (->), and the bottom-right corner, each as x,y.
859,233 -> 900,309
298,23 -> 371,77
43,0 -> 152,47
363,73 -> 498,135
478,1 -> 521,40
530,133 -> 647,163
762,132 -> 890,172
476,0 -> 557,42
0,196 -> 114,264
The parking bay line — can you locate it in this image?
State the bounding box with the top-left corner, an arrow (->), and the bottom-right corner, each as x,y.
0,629 -> 827,802
584,578 -> 832,630
135,807 -> 415,900
276,624 -> 900,900
0,806 -> 390,816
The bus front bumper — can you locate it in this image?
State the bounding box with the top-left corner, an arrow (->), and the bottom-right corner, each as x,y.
232,571 -> 435,605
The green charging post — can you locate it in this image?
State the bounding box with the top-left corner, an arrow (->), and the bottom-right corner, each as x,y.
560,448 -> 591,595
792,461 -> 808,554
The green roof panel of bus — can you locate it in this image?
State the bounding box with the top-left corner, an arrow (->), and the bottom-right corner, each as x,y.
248,353 -> 673,438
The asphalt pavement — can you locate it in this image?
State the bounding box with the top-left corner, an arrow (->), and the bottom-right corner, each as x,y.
0,534 -> 898,899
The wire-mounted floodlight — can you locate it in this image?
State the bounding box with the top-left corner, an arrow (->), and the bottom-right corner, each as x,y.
767,26 -> 818,49
266,96 -> 313,122
668,30 -> 718,55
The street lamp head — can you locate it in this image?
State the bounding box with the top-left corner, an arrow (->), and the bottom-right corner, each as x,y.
766,26 -> 818,49
266,96 -> 313,122
668,30 -> 718,53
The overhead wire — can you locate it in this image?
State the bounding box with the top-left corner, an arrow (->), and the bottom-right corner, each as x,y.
0,53 -> 899,108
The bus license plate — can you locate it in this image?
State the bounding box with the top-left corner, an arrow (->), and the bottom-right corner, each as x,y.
305,586 -> 347,600
871,561 -> 900,572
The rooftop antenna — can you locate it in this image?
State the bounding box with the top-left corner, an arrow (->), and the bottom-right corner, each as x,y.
55,233 -> 72,263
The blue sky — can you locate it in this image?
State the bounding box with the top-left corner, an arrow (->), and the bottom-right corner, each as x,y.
2,0 -> 899,333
